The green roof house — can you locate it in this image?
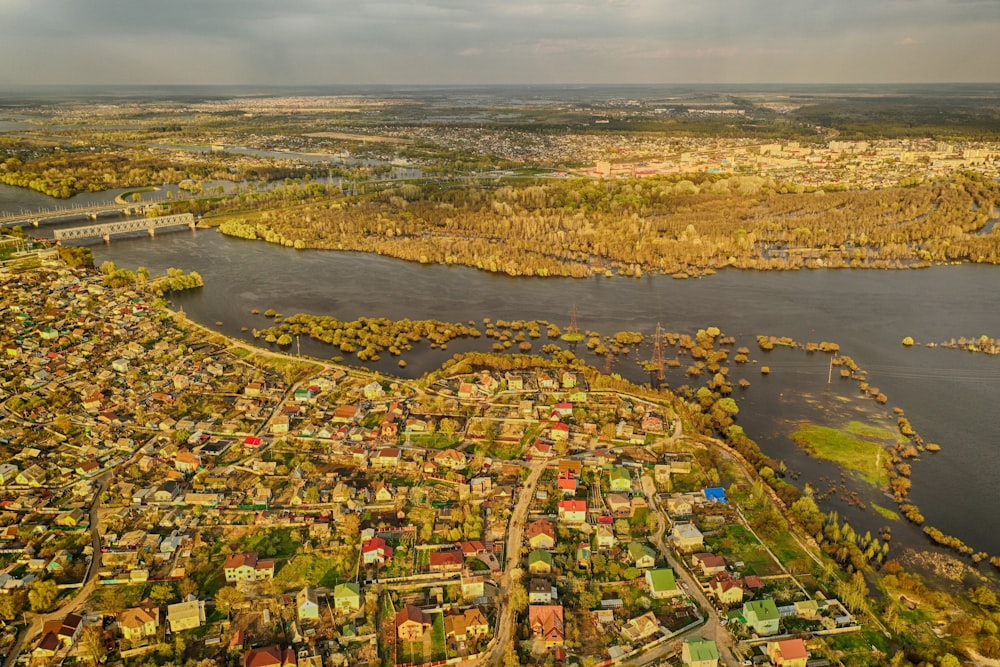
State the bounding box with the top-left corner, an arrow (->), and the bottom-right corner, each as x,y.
645,568 -> 682,599
682,636 -> 720,667
627,541 -> 657,569
609,466 -> 632,492
528,549 -> 554,574
743,598 -> 780,636
333,582 -> 361,612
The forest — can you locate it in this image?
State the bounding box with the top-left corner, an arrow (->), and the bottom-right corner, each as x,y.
213,172 -> 1000,277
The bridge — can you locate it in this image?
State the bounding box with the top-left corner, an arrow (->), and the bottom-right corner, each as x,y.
0,201 -> 166,228
53,213 -> 197,243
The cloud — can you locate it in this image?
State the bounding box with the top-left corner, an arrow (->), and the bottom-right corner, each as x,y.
0,0 -> 997,84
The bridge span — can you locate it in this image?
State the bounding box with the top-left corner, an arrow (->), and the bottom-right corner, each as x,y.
53,213 -> 197,243
0,201 -> 166,228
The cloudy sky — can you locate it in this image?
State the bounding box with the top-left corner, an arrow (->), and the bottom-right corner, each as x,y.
1,0 -> 997,86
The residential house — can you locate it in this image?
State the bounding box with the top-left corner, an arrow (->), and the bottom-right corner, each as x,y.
557,471 -> 577,495
333,582 -> 361,613
527,440 -> 554,458
461,575 -> 485,600
528,605 -> 565,647
174,450 -> 200,474
244,645 -> 297,667
0,463 -> 18,484
628,542 -> 657,569
296,586 -> 320,621
606,493 -> 632,516
609,466 -> 632,491
621,611 -> 660,642
363,381 -> 384,399
682,637 -> 720,667
557,500 -> 587,524
167,599 -> 206,632
373,448 -> 401,468
372,482 -> 394,503
549,422 -> 569,441
596,524 -> 616,549
432,448 -> 467,471
671,523 -> 705,552
16,464 -> 46,486
396,604 -> 432,641
119,604 -> 160,641
692,552 -> 727,576
528,549 -> 553,575
526,519 -> 556,549
710,572 -> 745,606
35,613 -> 83,656
529,578 -> 556,604
743,599 -> 780,636
576,543 -> 591,568
223,551 -> 275,582
645,568 -> 683,599
271,414 -> 289,434
444,606 -> 490,642
766,638 -> 809,667
362,537 -> 394,566
429,549 -> 464,573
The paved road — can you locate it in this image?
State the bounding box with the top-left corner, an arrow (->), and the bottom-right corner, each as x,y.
3,472 -> 110,667
638,474 -> 739,667
477,459 -> 547,666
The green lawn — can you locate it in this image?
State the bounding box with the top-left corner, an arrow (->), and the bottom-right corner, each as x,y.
789,423 -> 890,487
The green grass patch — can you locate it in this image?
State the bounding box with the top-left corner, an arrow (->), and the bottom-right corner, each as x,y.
872,503 -> 900,521
273,551 -> 354,592
429,612 -> 447,662
789,423 -> 890,487
407,432 -> 460,450
845,420 -> 906,443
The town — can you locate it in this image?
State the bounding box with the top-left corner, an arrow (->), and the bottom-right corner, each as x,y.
0,249 -> 876,667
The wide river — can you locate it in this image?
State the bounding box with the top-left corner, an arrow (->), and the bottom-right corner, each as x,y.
4,183 -> 1000,557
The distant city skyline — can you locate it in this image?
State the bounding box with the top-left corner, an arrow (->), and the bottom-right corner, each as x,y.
1,0 -> 998,86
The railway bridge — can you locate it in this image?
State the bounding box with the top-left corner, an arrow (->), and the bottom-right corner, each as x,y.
53,213 -> 197,243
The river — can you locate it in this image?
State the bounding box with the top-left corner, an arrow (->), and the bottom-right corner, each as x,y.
3,182 -> 999,557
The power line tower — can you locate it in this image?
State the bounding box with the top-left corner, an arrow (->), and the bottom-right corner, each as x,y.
560,304 -> 584,349
643,323 -> 666,385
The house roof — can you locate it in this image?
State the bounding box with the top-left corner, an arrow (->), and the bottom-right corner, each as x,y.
771,638 -> 808,661
396,604 -> 431,627
528,549 -> 554,566
334,582 -> 360,598
684,637 -> 720,661
528,605 -> 564,640
558,500 -> 586,512
120,605 -> 158,629
646,568 -> 677,592
245,645 -> 283,667
745,598 -> 780,621
703,487 -> 727,503
526,519 -> 555,541
224,551 -> 258,570
694,552 -> 727,569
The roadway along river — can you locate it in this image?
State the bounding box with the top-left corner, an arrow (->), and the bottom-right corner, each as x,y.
2,183 -> 999,557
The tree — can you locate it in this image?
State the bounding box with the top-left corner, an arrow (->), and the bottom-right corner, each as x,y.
100,587 -> 128,614
28,578 -> 58,612
510,582 -> 528,616
215,587 -> 244,615
0,591 -> 25,620
149,582 -> 177,606
80,625 -> 108,667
